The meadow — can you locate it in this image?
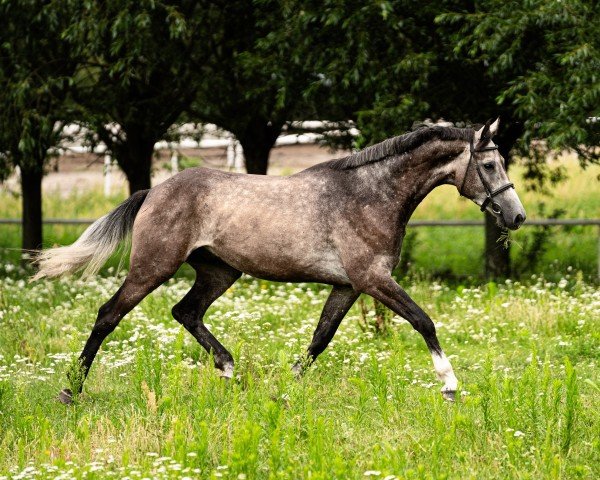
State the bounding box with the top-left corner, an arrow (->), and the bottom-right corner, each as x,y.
0,271 -> 598,479
0,155 -> 598,479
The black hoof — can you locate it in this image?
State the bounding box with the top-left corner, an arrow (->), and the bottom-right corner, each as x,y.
58,388 -> 74,405
441,389 -> 456,402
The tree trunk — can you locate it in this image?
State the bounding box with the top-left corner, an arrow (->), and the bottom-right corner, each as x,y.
484,121 -> 523,279
241,141 -> 273,175
237,121 -> 282,175
484,212 -> 510,278
125,158 -> 152,195
112,132 -> 155,194
21,168 -> 43,253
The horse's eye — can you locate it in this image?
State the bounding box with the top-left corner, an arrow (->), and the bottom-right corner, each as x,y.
483,162 -> 495,171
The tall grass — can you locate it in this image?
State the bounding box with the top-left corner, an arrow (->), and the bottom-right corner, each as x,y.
0,274 -> 597,478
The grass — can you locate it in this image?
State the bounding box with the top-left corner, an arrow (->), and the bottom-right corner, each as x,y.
0,271 -> 598,479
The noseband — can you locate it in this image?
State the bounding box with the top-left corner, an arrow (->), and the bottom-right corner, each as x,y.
459,138 -> 514,214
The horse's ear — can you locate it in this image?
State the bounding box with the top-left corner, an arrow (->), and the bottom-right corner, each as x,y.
474,117 -> 498,147
489,117 -> 500,137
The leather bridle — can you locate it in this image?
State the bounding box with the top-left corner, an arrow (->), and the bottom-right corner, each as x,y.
459,138 -> 514,215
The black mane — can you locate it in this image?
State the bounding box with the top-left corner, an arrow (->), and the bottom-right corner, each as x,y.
326,126 -> 474,170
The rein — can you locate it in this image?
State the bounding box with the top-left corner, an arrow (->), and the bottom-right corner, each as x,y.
459,138 -> 514,214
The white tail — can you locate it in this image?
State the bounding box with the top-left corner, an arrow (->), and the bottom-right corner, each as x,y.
32,190 -> 149,280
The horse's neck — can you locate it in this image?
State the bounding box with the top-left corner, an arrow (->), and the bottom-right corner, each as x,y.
358,140 -> 465,223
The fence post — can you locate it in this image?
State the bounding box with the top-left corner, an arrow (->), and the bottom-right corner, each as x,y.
226,135 -> 235,170
103,154 -> 112,197
171,151 -> 179,175
235,141 -> 244,170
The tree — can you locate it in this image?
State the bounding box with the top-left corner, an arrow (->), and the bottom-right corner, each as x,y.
0,0 -> 77,251
440,0 -> 599,163
190,0 -> 349,174
63,0 -> 213,193
435,0 -> 599,276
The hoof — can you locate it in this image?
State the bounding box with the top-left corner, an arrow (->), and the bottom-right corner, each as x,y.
441,389 -> 456,402
291,362 -> 303,377
218,363 -> 234,380
58,388 -> 74,405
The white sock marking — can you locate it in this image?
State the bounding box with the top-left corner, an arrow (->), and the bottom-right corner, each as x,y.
219,363 -> 234,379
432,352 -> 458,392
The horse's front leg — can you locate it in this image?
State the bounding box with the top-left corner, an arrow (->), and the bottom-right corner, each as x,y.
359,273 -> 458,401
293,285 -> 359,375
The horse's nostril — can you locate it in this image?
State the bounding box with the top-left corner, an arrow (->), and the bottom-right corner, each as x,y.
514,214 -> 524,226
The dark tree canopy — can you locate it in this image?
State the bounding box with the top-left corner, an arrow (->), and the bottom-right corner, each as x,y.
0,0 -> 78,250
63,0 -> 214,193
189,0 -> 351,174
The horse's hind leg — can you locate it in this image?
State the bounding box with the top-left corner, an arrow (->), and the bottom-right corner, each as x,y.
171,257 -> 241,378
58,257 -> 183,404
293,285 -> 359,374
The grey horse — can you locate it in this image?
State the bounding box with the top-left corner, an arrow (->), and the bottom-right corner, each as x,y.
34,118 -> 526,404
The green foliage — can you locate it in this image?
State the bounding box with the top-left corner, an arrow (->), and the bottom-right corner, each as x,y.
437,0 -> 600,167
280,1 -> 441,149
0,0 -> 77,173
62,0 -> 214,189
288,0 -> 598,186
188,1 -> 346,170
0,0 -> 80,248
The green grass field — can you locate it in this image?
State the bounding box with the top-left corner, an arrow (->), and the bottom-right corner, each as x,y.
0,157 -> 598,478
0,272 -> 598,479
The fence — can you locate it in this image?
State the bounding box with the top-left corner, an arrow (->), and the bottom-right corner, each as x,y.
1,217 -> 599,278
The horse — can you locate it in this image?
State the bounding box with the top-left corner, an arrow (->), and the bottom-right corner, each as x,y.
34,118 -> 526,404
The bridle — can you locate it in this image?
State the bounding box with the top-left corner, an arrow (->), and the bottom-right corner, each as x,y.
459,137 -> 514,215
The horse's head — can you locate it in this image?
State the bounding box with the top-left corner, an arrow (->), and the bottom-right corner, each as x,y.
457,118 -> 526,230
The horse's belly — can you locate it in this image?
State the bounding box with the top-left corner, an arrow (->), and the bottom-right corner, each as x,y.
207,242 -> 350,285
